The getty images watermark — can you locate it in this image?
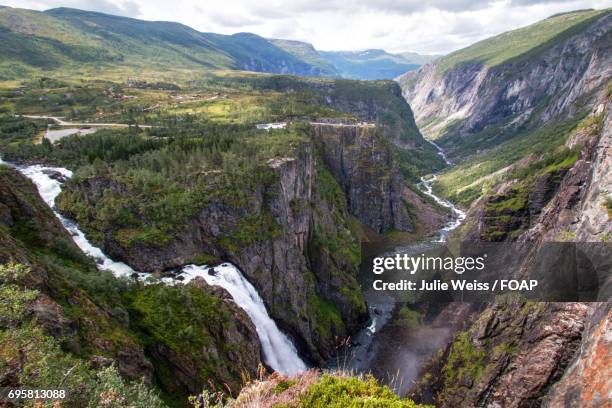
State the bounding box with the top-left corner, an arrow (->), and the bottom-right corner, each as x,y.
360,242 -> 611,302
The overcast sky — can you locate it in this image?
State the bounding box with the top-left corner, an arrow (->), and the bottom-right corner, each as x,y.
5,0 -> 610,54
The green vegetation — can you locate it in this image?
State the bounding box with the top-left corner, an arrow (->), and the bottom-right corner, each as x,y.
435,8 -> 610,74
434,117 -> 584,207
391,306 -> 423,330
299,374 -> 426,407
604,195 -> 612,218
0,6 -> 328,80
439,332 -> 486,404
269,39 -> 339,77
0,263 -> 165,407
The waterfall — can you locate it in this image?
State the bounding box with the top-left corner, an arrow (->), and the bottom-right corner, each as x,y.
0,158 -> 306,375
180,264 -> 307,375
16,163 -> 137,277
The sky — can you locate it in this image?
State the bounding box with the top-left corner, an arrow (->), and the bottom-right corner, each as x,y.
4,0 -> 611,54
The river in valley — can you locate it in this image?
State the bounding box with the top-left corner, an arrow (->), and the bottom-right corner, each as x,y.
0,157 -> 306,376
1,137 -> 465,384
334,140 -> 468,395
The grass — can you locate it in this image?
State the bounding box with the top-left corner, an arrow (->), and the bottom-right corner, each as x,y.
433,116 -> 583,207
435,8 -> 611,74
230,370 -> 431,408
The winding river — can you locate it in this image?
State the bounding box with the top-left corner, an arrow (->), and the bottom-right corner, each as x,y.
336,140 -> 467,393
1,138 -> 463,382
0,157 -> 306,375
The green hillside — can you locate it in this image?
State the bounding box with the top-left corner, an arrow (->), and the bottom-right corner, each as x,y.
435,8 -> 610,74
269,39 -> 339,77
0,6 -> 329,80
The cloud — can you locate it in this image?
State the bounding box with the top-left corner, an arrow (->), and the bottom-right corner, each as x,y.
3,0 -> 609,54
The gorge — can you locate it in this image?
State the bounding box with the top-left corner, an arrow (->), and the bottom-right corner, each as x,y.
0,5 -> 610,408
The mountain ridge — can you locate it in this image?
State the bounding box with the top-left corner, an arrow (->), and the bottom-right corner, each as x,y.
0,5 -> 438,81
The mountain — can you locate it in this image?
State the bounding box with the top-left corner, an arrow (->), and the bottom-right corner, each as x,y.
268,39 -> 339,77
398,8 -> 611,154
398,51 -> 441,65
0,6 -> 336,79
395,9 -> 611,407
0,5 -> 437,81
319,49 -> 422,80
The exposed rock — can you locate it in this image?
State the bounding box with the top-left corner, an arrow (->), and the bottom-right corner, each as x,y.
543,303 -> 611,408
399,12 -> 612,155
311,123 -> 412,233
412,301 -> 590,407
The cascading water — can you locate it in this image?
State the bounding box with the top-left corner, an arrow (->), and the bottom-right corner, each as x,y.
418,140 -> 466,242
418,174 -> 466,242
180,264 -> 307,375
0,157 -> 306,375
16,163 -> 137,277
338,140 -> 467,383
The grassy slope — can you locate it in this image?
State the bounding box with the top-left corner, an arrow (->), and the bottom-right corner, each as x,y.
435,8 -> 610,74
433,116 -> 586,206
269,38 -> 339,76
0,6 -> 326,80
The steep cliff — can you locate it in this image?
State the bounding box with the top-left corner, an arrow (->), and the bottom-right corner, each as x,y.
311,123 -> 412,233
398,9 -> 611,159
410,93 -> 611,408
57,130 -> 372,364
396,9 -> 611,407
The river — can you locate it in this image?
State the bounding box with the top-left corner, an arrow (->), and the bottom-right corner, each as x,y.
334,140 -> 467,394
0,157 -> 306,375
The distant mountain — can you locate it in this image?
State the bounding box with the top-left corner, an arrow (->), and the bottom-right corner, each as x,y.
397,51 -> 441,65
268,39 -> 339,77
318,49 -> 434,80
0,6 -> 335,79
0,5 -> 438,81
398,7 -> 611,151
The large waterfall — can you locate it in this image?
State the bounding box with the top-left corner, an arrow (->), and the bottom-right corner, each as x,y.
0,158 -> 306,375
181,264 -> 307,374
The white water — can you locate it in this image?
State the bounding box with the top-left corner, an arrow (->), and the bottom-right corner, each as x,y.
419,140 -> 466,242
0,157 -> 306,375
14,162 -> 137,277
180,264 -> 307,375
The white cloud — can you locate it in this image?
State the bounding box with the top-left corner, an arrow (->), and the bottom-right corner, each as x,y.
3,0 -> 610,54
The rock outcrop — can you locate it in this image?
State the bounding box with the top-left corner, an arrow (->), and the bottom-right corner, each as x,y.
411,100 -> 611,408
398,10 -> 612,156
412,301 -> 590,407
311,123 -> 412,233
396,10 -> 611,406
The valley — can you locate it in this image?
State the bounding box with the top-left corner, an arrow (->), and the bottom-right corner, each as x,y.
0,4 -> 610,408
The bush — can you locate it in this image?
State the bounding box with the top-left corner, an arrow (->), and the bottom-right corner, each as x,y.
300,374 -> 425,408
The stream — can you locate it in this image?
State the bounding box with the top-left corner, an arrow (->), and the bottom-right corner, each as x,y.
0,138 -> 464,383
0,157 -> 306,376
336,140 -> 467,394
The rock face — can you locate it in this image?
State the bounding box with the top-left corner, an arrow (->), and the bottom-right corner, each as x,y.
57,121 -> 439,364
311,123 -> 412,233
398,11 -> 612,152
412,105 -> 611,408
396,11 -> 611,407
413,301 -> 590,408
0,166 -> 153,382
544,302 -> 611,408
